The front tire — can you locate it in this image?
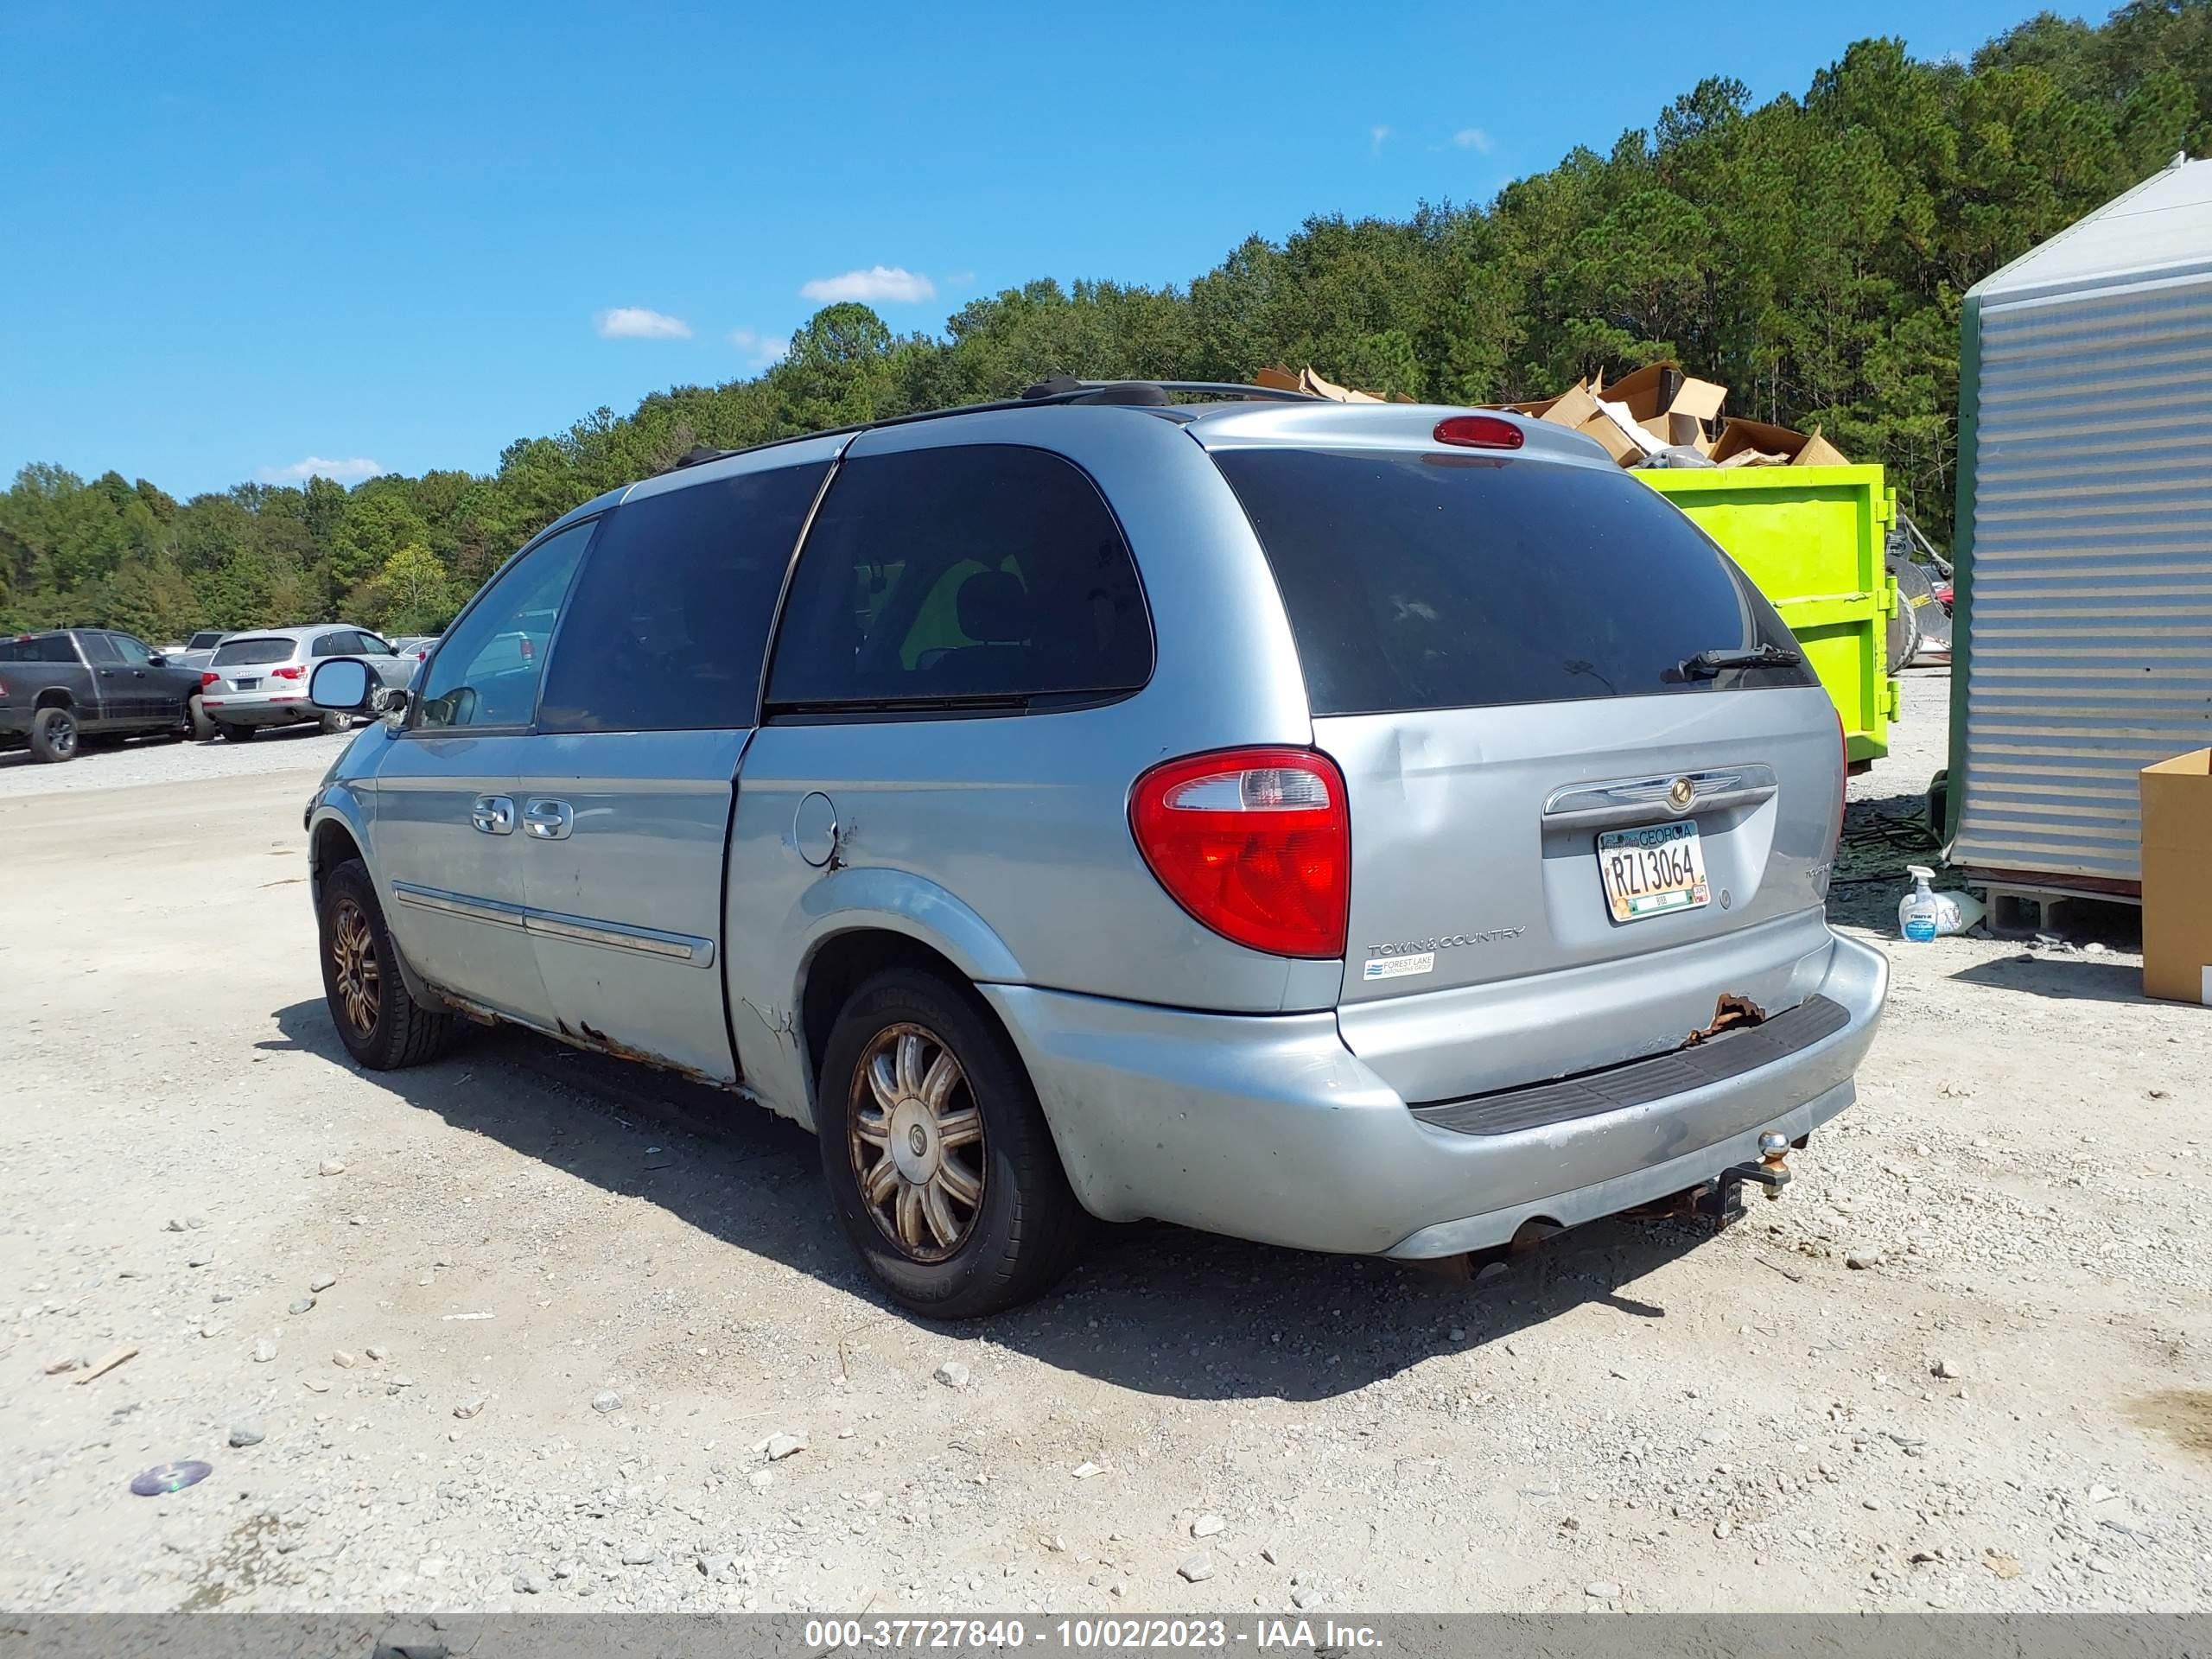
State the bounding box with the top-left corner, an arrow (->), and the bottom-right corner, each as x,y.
817,967 -> 1087,1319
29,706 -> 79,763
319,710 -> 355,735
318,859 -> 461,1070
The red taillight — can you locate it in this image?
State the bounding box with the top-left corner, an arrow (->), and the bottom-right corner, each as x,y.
200,671 -> 219,686
272,664 -> 305,680
1433,414 -> 1525,450
1129,747 -> 1350,958
519,636 -> 535,661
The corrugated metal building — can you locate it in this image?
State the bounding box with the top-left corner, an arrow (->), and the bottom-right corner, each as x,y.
1948,156 -> 2212,897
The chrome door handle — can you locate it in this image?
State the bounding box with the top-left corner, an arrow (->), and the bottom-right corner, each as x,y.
470,795 -> 516,836
523,798 -> 574,840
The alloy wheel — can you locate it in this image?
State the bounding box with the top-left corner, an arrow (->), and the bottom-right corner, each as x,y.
329,899 -> 380,1039
847,1022 -> 986,1262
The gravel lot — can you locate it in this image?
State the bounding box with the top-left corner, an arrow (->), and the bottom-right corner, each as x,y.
3,671 -> 2207,1616
0,722 -> 354,798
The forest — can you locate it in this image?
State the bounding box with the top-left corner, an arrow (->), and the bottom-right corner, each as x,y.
5,3 -> 2209,641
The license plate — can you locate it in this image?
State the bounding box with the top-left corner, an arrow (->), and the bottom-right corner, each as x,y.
1598,820 -> 1710,923
234,677 -> 258,690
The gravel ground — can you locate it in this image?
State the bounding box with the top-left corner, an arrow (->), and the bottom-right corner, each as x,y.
0,722 -> 354,798
2,670 -> 2207,1616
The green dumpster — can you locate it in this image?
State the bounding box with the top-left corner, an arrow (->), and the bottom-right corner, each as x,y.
1638,465 -> 1900,766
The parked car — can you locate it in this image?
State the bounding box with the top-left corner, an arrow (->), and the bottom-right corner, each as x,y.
198,626 -> 413,741
302,381 -> 1887,1318
165,630 -> 233,672
388,634 -> 442,666
0,627 -> 203,762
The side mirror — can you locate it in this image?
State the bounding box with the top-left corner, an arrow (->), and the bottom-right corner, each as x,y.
309,657 -> 372,712
147,653 -> 168,668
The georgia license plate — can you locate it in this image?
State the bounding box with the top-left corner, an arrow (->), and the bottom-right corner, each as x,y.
234,677 -> 258,690
1598,820 -> 1710,923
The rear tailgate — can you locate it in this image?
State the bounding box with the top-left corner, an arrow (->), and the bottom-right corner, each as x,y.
204,636 -> 301,697
1208,436 -> 1844,1100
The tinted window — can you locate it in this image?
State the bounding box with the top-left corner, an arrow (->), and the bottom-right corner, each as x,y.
766,446 -> 1151,709
212,636 -> 296,667
0,632 -> 81,668
188,632 -> 226,650
79,633 -> 123,664
0,634 -> 81,664
1213,448 -> 1812,715
108,633 -> 155,666
415,520 -> 593,730
537,462 -> 830,734
311,631 -> 362,658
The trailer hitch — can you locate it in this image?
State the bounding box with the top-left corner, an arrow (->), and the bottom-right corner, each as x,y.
1696,1132 -> 1793,1229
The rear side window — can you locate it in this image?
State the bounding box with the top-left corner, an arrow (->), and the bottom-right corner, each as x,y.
1213,448 -> 1811,715
212,636 -> 296,668
311,631 -> 362,658
79,633 -> 123,664
0,635 -> 82,664
537,461 -> 830,733
765,445 -> 1152,710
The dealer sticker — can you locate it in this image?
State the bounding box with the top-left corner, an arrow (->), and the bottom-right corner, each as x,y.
1363,951 -> 1435,982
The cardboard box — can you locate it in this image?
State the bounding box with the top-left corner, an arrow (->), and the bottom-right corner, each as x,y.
2141,748 -> 2212,1006
1590,363 -> 1728,449
1259,364 -> 1414,404
1709,416 -> 1851,467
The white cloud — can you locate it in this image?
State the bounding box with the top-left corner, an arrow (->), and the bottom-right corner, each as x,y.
1453,127 -> 1493,153
728,327 -> 790,369
799,265 -> 936,304
595,306 -> 692,340
1370,124 -> 1392,155
257,455 -> 384,484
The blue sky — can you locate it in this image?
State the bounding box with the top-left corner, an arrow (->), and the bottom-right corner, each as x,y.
3,0 -> 2042,498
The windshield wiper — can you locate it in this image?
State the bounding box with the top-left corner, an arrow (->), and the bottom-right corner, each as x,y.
1675,643 -> 1802,678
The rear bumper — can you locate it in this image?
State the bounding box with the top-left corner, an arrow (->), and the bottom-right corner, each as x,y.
0,708 -> 29,740
982,929 -> 1887,1257
200,692 -> 315,726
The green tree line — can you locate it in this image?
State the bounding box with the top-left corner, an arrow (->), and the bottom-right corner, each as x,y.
6,3 -> 2207,642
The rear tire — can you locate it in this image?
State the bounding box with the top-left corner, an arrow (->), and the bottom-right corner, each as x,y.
318,859 -> 461,1070
218,721 -> 256,742
188,696 -> 217,741
1886,586 -> 1923,675
319,709 -> 355,735
817,968 -> 1087,1319
29,706 -> 79,764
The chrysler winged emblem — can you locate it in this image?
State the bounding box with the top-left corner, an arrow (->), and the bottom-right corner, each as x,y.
1668,776 -> 1696,810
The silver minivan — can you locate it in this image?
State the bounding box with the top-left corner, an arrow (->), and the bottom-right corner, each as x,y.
303,382 -> 1886,1318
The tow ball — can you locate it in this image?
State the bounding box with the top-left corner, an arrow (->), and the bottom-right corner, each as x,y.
1697,1132 -> 1794,1229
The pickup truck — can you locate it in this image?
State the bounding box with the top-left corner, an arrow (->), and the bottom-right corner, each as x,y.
0,628 -> 206,762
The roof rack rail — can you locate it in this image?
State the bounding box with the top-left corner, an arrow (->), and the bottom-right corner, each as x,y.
645,379 -> 1319,478
1018,378 -> 1319,405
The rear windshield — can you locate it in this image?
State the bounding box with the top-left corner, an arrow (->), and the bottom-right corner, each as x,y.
1213,448 -> 1813,715
211,636 -> 296,667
